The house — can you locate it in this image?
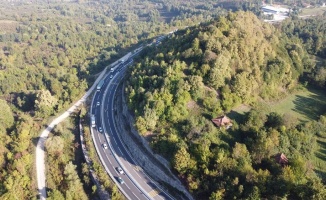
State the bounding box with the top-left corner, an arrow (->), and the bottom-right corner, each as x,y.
212,115 -> 232,129
274,153 -> 288,167
262,5 -> 290,14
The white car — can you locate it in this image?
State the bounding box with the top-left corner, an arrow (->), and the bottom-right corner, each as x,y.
96,101 -> 100,106
98,127 -> 103,133
102,143 -> 108,149
116,167 -> 124,174
110,75 -> 113,79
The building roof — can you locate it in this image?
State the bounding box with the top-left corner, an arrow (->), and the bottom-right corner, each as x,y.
262,5 -> 289,13
212,116 -> 232,127
274,153 -> 288,166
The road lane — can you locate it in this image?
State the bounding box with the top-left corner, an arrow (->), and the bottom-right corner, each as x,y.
100,62 -> 173,200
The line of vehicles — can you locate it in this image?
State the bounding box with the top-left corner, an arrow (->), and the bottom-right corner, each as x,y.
91,56 -> 132,187
93,58 -> 130,129
90,38 -> 173,199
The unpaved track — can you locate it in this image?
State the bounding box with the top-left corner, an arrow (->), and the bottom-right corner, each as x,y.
35,68 -> 108,200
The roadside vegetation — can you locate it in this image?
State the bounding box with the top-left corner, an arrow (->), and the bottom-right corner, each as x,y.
45,117 -> 89,200
80,107 -> 125,200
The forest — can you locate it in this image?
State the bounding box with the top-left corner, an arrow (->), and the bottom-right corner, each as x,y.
0,0 -> 239,199
0,0 -> 325,199
125,11 -> 326,199
280,14 -> 326,88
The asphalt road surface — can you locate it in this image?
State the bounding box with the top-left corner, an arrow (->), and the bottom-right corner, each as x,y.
91,55 -> 174,200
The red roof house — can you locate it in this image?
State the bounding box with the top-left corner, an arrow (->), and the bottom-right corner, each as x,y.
274,153 -> 288,167
212,116 -> 232,129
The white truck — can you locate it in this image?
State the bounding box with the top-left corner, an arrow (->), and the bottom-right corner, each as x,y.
91,115 -> 96,127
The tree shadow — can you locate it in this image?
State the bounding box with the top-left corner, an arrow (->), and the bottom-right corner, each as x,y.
227,110 -> 246,124
317,139 -> 326,148
315,169 -> 326,184
32,136 -> 41,147
292,91 -> 326,121
315,149 -> 326,161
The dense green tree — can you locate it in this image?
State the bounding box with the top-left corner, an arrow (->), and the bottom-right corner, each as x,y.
34,90 -> 58,117
126,11 -> 325,198
63,161 -> 88,200
47,189 -> 65,200
172,146 -> 197,174
0,99 -> 14,132
45,136 -> 64,157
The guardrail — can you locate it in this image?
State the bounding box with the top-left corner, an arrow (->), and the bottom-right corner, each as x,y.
79,115 -> 110,199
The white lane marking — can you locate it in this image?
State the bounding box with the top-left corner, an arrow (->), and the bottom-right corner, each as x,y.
112,136 -> 119,147
98,134 -> 102,143
133,168 -> 143,179
105,154 -> 112,165
131,192 -> 141,200
117,146 -> 122,154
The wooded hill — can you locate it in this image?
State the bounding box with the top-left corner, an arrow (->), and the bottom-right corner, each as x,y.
0,0 -> 236,199
126,11 -> 326,199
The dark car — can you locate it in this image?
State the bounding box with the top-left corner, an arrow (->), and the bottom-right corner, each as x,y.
117,176 -> 124,184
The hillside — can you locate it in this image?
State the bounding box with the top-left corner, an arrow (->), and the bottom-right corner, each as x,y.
125,11 -> 326,199
0,0 -> 237,199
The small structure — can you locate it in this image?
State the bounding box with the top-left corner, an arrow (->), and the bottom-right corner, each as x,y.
274,153 -> 288,167
262,5 -> 290,22
212,116 -> 232,129
262,5 -> 290,14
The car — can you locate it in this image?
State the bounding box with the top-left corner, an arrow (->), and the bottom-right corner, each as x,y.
96,101 -> 100,106
98,127 -> 103,133
110,75 -> 113,79
110,68 -> 114,72
117,176 -> 124,184
116,167 -> 124,174
102,143 -> 108,149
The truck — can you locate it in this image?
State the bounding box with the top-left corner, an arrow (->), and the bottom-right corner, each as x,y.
97,79 -> 104,91
91,114 -> 96,127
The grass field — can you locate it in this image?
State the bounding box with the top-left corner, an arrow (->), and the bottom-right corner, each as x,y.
300,7 -> 326,16
269,87 -> 326,123
314,137 -> 326,181
231,87 -> 326,123
271,87 -> 326,180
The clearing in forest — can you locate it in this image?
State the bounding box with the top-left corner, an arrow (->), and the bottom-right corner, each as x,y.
269,87 -> 326,123
270,87 -> 326,180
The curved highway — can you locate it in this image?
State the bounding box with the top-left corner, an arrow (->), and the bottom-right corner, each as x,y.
91,50 -> 174,199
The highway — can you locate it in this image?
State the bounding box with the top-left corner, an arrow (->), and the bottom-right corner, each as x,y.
91,48 -> 174,200
36,35 -> 179,200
